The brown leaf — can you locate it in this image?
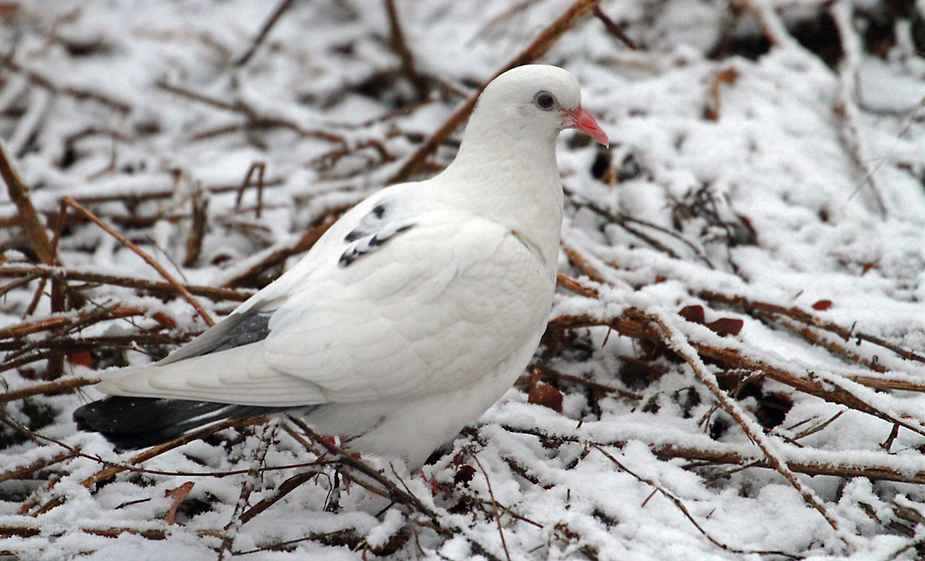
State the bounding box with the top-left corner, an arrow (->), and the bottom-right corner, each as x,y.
706,317 -> 744,337
704,68 -> 741,121
163,481 -> 195,525
67,350 -> 92,367
679,305 -> 706,325
528,381 -> 563,412
151,312 -> 176,329
454,465 -> 476,486
811,300 -> 833,311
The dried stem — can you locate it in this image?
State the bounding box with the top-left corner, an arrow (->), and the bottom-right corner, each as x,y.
384,0 -> 429,100
0,264 -> 252,303
0,377 -> 100,403
592,6 -> 638,49
234,0 -> 297,66
0,55 -> 132,114
0,141 -> 55,265
472,456 -> 511,561
60,197 -> 215,327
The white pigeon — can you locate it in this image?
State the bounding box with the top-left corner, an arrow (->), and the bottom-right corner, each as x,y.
74,64 -> 609,467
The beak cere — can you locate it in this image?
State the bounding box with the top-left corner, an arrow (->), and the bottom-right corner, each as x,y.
565,107 -> 609,147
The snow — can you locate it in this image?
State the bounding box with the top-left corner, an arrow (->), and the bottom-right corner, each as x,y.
0,0 -> 924,559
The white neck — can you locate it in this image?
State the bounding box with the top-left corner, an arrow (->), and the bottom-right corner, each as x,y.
433,120 -> 565,268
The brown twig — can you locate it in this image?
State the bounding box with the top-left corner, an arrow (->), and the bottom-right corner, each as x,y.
0,450 -> 78,484
555,272 -> 599,298
182,190 -> 208,267
0,264 -> 252,302
384,0 -> 429,100
390,0 -> 604,183
472,456 -> 511,561
234,162 -> 266,218
592,5 -> 638,49
0,55 -> 132,114
0,141 -> 55,265
224,216 -> 338,288
155,80 -> 344,144
0,377 -> 100,403
234,0 -> 297,66
60,197 -> 215,326
239,469 -> 323,525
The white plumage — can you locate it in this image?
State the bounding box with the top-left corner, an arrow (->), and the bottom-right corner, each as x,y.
75,64 -> 608,466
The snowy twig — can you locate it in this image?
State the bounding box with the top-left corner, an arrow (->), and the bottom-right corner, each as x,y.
60,197 -> 215,327
222,227 -> 334,289
502,420 -> 925,485
0,54 -> 132,114
579,200 -> 714,267
698,291 -> 925,366
0,450 -> 77,486
217,422 -> 276,560
155,80 -> 344,144
643,309 -> 843,533
592,444 -> 800,558
472,455 -> 512,561
285,417 -> 507,561
830,0 -> 890,218
555,271 -> 600,298
238,469 -> 324,525
732,0 -> 801,49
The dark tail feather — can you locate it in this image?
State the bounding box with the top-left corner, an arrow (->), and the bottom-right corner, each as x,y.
73,397 -> 290,450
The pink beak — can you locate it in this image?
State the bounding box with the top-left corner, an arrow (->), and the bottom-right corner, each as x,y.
566,107 -> 609,147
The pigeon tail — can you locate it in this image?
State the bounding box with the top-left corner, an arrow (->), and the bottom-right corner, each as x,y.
73,397 -> 292,450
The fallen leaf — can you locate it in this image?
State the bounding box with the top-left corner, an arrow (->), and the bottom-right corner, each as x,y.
679,305 -> 706,324
706,318 -> 744,337
163,481 -> 195,525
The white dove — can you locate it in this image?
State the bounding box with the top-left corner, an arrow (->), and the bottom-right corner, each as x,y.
74,64 -> 609,467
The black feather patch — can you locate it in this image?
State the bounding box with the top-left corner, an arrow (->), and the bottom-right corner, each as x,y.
340,201 -> 414,268
204,312 -> 272,355
73,396 -> 293,450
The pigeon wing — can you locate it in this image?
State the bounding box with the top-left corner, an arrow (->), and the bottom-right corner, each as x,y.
98,203 -> 553,407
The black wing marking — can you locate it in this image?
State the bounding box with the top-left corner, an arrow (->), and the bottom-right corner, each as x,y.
203,312 -> 272,355
73,396 -> 305,450
154,310 -> 274,366
339,201 -> 415,268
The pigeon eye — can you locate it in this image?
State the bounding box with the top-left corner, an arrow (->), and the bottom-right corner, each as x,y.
534,91 -> 557,111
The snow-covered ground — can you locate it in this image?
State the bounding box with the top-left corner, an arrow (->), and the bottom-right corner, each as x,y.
0,0 -> 924,559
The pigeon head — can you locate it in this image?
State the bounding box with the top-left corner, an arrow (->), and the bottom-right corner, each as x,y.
468,64 -> 609,148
